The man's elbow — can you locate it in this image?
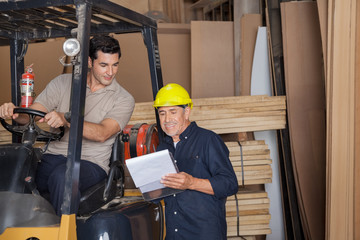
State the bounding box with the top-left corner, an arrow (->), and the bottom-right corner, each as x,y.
231,177 -> 239,195
88,131 -> 111,142
97,134 -> 110,143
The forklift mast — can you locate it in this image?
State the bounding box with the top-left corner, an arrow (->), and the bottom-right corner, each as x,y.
0,0 -> 164,216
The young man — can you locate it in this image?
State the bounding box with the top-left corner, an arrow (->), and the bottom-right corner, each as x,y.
153,83 -> 238,240
0,35 -> 135,215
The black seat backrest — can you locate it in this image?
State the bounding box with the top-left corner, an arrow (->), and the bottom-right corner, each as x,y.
108,132 -> 124,179
78,133 -> 124,216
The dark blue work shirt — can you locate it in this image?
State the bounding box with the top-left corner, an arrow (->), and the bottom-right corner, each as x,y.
157,122 -> 238,240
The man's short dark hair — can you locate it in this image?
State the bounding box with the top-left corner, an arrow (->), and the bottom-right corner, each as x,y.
89,35 -> 121,61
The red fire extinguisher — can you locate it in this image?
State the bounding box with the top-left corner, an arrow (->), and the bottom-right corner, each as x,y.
20,65 -> 35,108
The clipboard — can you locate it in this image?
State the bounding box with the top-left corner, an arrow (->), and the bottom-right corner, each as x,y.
125,149 -> 183,201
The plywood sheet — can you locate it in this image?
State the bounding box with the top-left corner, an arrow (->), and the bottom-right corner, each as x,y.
316,0 -> 328,74
355,2 -> 360,239
191,21 -> 234,98
265,1 -> 304,239
156,23 -> 191,92
281,2 -> 326,240
326,0 -> 357,239
240,14 -> 262,96
117,23 -> 191,102
234,0 -> 261,96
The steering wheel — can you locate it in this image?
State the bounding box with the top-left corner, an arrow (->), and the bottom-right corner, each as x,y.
0,108 -> 65,142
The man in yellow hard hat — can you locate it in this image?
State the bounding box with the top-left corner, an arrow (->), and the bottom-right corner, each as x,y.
154,83 -> 238,240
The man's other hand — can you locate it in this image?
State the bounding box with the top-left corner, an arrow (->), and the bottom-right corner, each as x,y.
39,111 -> 69,128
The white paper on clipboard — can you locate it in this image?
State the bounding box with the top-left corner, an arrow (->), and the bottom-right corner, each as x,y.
125,149 -> 183,201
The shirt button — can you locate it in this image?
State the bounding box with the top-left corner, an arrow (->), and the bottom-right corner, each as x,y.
185,136 -> 188,139
175,229 -> 178,232
174,160 -> 177,163
174,211 -> 177,215
173,194 -> 176,197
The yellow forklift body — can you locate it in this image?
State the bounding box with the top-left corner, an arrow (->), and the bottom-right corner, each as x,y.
0,215 -> 76,240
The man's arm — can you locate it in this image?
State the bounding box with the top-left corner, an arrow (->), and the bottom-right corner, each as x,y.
41,111 -> 121,142
0,102 -> 49,124
82,118 -> 121,142
1,101 -> 121,142
36,102 -> 120,142
161,172 -> 215,195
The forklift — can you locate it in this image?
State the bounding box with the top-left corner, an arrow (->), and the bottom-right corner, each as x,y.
0,0 -> 165,239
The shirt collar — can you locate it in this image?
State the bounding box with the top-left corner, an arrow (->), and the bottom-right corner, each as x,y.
179,121 -> 197,141
87,78 -> 118,93
163,121 -> 197,144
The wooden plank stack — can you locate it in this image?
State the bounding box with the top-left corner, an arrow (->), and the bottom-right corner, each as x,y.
129,95 -> 286,134
226,141 -> 272,186
226,191 -> 271,237
225,140 -> 272,238
228,237 -> 256,240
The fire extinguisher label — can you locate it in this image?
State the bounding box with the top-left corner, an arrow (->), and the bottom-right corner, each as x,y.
21,79 -> 34,94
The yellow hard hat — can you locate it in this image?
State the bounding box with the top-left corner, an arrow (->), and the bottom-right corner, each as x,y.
153,83 -> 193,109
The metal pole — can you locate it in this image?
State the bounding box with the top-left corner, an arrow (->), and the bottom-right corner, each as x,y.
10,36 -> 25,143
61,1 -> 91,215
142,26 -> 164,142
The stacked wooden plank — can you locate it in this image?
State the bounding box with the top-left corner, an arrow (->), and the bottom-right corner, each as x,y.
227,237 -> 256,240
226,191 -> 271,237
129,95 -> 286,134
226,140 -> 272,186
225,140 -> 272,238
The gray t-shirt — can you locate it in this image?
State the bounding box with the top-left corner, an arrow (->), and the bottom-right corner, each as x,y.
35,73 -> 135,173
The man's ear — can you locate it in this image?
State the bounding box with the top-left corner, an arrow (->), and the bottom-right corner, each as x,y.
88,57 -> 92,68
184,106 -> 191,120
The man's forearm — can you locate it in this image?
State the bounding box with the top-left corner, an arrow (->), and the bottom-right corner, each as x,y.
82,121 -> 109,142
82,118 -> 120,142
189,178 -> 214,195
161,172 -> 215,195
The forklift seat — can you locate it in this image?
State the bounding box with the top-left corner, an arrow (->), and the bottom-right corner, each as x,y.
77,133 -> 125,216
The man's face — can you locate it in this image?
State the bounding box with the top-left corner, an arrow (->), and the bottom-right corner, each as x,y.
88,51 -> 119,86
158,106 -> 191,142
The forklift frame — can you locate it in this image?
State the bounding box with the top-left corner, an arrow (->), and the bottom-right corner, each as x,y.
0,0 -> 163,218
